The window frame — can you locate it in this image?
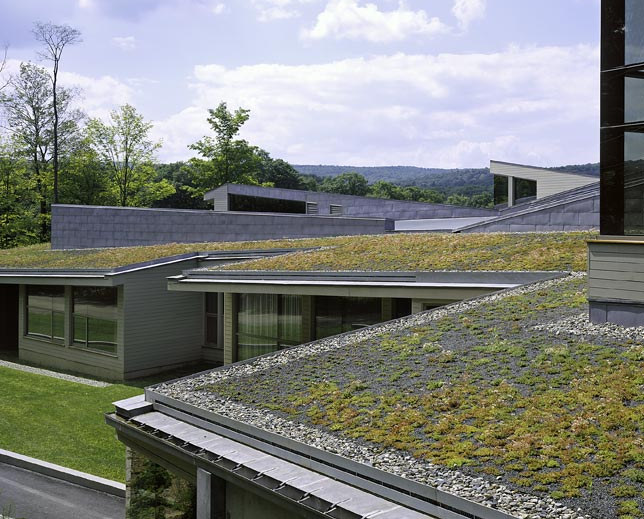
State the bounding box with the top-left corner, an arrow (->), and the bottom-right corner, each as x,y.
71,286 -> 119,356
25,285 -> 65,345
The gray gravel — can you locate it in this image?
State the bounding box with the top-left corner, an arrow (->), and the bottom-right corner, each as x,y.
155,273 -> 595,519
0,360 -> 110,387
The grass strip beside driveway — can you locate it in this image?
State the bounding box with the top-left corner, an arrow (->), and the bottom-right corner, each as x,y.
0,367 -> 141,482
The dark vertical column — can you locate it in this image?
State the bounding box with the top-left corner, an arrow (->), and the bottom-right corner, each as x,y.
0,285 -> 19,352
600,0 -> 626,235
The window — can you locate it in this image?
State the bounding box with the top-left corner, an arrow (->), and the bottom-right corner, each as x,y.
626,0 -> 644,66
236,294 -> 302,361
315,296 -> 381,340
306,202 -> 318,215
513,177 -> 537,204
26,286 -> 64,343
330,204 -> 343,215
493,176 -> 509,206
228,194 -> 306,214
600,0 -> 644,235
73,287 -> 118,354
205,293 -> 223,348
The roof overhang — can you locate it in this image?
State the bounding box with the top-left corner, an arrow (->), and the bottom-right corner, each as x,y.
167,270 -> 565,299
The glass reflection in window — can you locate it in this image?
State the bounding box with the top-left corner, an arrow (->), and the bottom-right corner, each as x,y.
26,285 -> 65,343
624,131 -> 644,235
72,287 -> 118,354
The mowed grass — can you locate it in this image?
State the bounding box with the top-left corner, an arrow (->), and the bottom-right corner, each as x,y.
0,232 -> 595,271
0,367 -> 141,482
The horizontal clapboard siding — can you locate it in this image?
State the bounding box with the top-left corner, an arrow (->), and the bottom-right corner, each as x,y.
588,241 -> 644,302
491,162 -> 597,200
123,261 -> 204,377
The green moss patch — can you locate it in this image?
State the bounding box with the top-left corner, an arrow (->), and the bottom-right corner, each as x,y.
204,276 -> 644,518
0,232 -> 593,271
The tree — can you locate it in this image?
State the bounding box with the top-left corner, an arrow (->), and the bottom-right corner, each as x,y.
320,172 -> 369,196
0,136 -> 39,248
187,102 -> 261,197
33,22 -> 82,205
0,45 -> 9,92
59,134 -> 113,206
254,149 -> 305,189
87,104 -> 174,207
1,62 -> 54,240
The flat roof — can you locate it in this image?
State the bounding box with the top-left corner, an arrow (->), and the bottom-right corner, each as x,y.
148,272 -> 638,519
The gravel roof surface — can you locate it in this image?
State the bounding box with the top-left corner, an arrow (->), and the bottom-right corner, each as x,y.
155,273 -> 644,519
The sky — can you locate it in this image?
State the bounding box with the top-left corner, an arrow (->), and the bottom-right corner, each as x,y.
0,0 -> 601,168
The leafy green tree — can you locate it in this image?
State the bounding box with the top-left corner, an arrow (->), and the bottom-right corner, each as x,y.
187,102 -> 260,197
1,62 -> 54,240
320,172 -> 369,196
254,149 -> 305,189
0,137 -> 39,248
87,104 -> 174,207
446,193 -> 470,206
153,162 -> 210,209
127,460 -> 172,519
59,134 -> 113,206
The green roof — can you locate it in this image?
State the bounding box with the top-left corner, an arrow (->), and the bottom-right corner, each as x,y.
0,232 -> 593,271
194,274 -> 643,519
219,232 -> 594,272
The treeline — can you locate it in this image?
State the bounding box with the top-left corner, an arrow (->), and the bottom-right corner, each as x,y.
0,22 -> 491,251
152,167 -> 493,210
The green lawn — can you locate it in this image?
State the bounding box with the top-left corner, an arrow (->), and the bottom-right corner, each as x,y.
0,367 -> 142,482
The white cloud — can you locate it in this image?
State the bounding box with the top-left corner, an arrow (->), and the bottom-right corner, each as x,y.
251,0 -> 313,21
60,71 -> 135,120
210,2 -> 226,15
153,44 -> 599,168
111,36 -> 137,51
303,0 -> 448,42
452,0 -> 486,30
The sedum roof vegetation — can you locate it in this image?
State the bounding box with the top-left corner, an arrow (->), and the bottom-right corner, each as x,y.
198,275 -> 644,519
0,232 -> 594,271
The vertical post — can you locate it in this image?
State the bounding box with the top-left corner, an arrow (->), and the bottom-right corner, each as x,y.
197,469 -> 213,519
507,176 -> 515,207
197,468 -> 226,519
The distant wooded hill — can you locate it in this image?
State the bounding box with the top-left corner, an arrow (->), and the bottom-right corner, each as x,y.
293,163 -> 599,196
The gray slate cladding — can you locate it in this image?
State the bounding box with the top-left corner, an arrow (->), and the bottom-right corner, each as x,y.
50,205 -> 394,249
205,183 -> 499,219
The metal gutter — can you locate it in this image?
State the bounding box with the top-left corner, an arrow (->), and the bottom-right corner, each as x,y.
137,391 -> 517,519
107,409 -> 433,519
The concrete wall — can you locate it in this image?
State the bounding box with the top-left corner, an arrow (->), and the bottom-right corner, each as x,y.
491,161 -> 598,200
459,193 -> 599,233
51,204 -> 393,249
209,184 -> 498,219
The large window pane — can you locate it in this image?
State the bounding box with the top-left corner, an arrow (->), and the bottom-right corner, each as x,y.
315,296 -> 381,340
237,334 -> 278,361
73,286 -> 117,354
279,295 -> 302,344
625,73 -> 644,123
513,177 -> 537,204
626,0 -> 644,65
236,294 -> 302,361
624,131 -> 644,235
493,176 -> 508,206
73,314 -> 87,344
26,286 -> 64,343
73,287 -> 118,320
87,318 -> 117,354
27,307 -> 52,338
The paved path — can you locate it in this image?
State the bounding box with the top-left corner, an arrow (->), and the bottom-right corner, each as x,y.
0,360 -> 110,387
0,462 -> 124,519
